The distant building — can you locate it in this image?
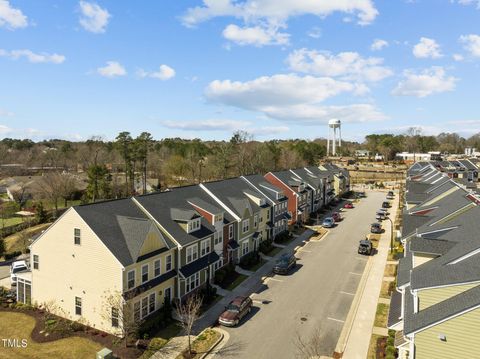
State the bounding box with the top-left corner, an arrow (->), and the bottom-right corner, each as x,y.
354,149 -> 370,158
395,152 -> 442,162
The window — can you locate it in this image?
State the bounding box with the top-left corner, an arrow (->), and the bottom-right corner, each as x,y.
141,264 -> 149,283
33,255 -> 39,270
154,260 -> 161,277
75,297 -> 82,316
149,293 -> 155,314
200,239 -> 211,257
214,214 -> 223,223
134,302 -> 140,321
188,219 -> 201,232
186,272 -> 200,293
166,255 -> 172,271
242,241 -> 249,256
228,224 -> 234,239
242,219 -> 250,234
141,297 -> 148,318
214,231 -> 223,245
111,307 -> 119,327
254,215 -> 258,228
127,270 -> 135,289
186,245 -> 198,264
74,228 -> 81,245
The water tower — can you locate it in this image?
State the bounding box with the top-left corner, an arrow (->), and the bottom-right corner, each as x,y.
327,119 -> 342,156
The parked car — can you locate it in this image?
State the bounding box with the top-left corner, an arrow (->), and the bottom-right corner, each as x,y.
322,217 -> 335,228
376,211 -> 387,221
344,202 -> 354,209
218,296 -> 253,327
332,212 -> 342,222
387,191 -> 394,200
371,222 -> 383,234
378,208 -> 389,215
358,240 -> 373,255
356,191 -> 366,198
273,252 -> 296,274
10,260 -> 28,285
382,201 -> 390,209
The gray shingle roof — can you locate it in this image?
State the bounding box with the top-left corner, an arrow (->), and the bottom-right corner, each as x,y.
397,250 -> 412,287
388,289 -> 403,328
242,174 -> 287,204
74,199 -> 173,266
405,284 -> 480,335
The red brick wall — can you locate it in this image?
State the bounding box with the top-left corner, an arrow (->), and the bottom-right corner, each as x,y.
264,172 -> 297,224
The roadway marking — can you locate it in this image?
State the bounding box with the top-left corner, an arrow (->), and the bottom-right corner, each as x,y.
327,317 -> 345,323
339,291 -> 355,296
251,299 -> 264,304
349,272 -> 362,276
267,277 -> 284,282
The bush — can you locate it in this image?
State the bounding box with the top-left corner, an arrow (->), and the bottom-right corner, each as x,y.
214,269 -> 227,284
239,251 -> 260,269
259,239 -> 273,255
275,231 -> 292,243
386,345 -> 396,356
386,336 -> 394,347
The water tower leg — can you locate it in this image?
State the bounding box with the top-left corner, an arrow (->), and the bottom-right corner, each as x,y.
333,128 -> 336,156
327,128 -> 330,156
339,126 -> 342,147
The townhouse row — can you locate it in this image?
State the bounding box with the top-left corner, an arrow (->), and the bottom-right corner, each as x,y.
15,165 -> 349,335
388,161 -> 480,359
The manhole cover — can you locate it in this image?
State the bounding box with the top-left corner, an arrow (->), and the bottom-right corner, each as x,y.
300,317 -> 307,322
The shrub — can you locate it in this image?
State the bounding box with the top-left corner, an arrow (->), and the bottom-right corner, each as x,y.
239,251 -> 260,269
259,239 -> 273,255
214,269 -> 227,284
386,345 -> 396,356
148,338 -> 168,351
386,336 -> 394,346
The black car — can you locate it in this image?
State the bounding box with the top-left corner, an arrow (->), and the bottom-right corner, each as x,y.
371,222 -> 382,234
358,239 -> 373,255
273,252 -> 296,274
382,201 -> 390,208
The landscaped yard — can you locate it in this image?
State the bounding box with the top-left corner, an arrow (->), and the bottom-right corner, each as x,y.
367,334 -> 387,359
374,303 -> 389,328
0,216 -> 24,229
176,329 -> 221,359
245,258 -> 266,272
380,280 -> 392,299
383,264 -> 397,278
265,245 -> 282,257
0,311 -> 102,359
3,223 -> 52,253
225,273 -> 248,291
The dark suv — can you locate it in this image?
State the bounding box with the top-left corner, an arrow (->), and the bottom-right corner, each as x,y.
218,296 -> 253,327
273,252 -> 296,274
358,239 -> 373,255
382,201 -> 390,208
371,222 -> 382,234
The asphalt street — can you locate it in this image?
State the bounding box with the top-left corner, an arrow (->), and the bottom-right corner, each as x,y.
215,191 -> 385,359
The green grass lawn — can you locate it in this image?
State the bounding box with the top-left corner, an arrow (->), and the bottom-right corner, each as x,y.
226,274 -> 248,291
0,217 -> 24,229
0,311 -> 102,359
265,246 -> 282,257
247,259 -> 266,272
175,329 -> 221,359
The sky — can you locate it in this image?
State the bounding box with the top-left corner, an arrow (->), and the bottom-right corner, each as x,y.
1,0 -> 480,143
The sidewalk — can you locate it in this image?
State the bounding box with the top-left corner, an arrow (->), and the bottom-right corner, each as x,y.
338,192 -> 399,359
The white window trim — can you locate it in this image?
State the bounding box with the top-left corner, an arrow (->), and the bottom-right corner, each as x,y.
186,272 -> 200,294
154,259 -> 161,277
74,228 -> 81,245
127,269 -> 135,289
165,254 -> 172,272
200,239 -> 211,257
141,264 -> 149,284
242,219 -> 250,234
228,224 -> 234,239
186,245 -> 198,264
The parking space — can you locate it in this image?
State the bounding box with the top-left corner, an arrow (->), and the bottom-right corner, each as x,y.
214,191 -> 385,359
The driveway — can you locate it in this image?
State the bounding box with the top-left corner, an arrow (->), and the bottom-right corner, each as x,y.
213,191 -> 385,359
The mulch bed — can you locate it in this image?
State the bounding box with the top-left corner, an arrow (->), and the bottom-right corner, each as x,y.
0,307 -> 143,359
375,337 -> 387,358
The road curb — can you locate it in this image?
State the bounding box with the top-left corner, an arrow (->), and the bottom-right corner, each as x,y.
199,328 -> 225,359
334,253 -> 374,355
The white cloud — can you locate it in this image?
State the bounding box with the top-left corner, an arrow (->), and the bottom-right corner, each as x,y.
307,26 -> 321,39
392,67 -> 457,98
0,0 -> 28,29
0,124 -> 12,134
97,61 -> 126,78
0,49 -> 65,64
454,0 -> 480,9
181,0 -> 379,27
161,118 -> 289,135
79,1 -> 111,33
412,37 -> 442,59
286,49 -> 393,82
137,64 -> 176,80
205,73 -> 386,124
459,34 -> 480,57
453,53 -> 464,61
370,39 -> 388,51
222,24 -> 289,46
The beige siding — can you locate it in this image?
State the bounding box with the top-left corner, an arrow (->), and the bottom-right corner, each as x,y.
418,283 -> 479,310
138,230 -> 166,257
30,208 -> 123,334
413,253 -> 436,268
415,307 -> 480,359
128,276 -> 175,321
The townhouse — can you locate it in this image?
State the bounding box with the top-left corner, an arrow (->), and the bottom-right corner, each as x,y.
201,178 -> 272,262
16,165 -> 348,335
241,174 -> 289,239
318,162 -> 350,198
264,170 -> 311,226
389,161 -> 480,359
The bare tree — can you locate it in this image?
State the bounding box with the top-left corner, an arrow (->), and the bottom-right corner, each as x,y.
293,328 -> 328,359
102,290 -> 142,348
175,294 -> 203,357
38,173 -> 63,217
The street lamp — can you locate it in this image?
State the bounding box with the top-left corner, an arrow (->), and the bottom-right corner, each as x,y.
385,216 -> 394,253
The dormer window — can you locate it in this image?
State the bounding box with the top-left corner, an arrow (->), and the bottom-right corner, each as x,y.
187,218 -> 201,233
214,213 -> 224,223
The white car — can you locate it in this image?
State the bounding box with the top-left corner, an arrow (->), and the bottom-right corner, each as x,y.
10,260 -> 28,285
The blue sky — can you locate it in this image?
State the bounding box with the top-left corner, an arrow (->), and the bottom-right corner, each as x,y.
1,0 -> 480,143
